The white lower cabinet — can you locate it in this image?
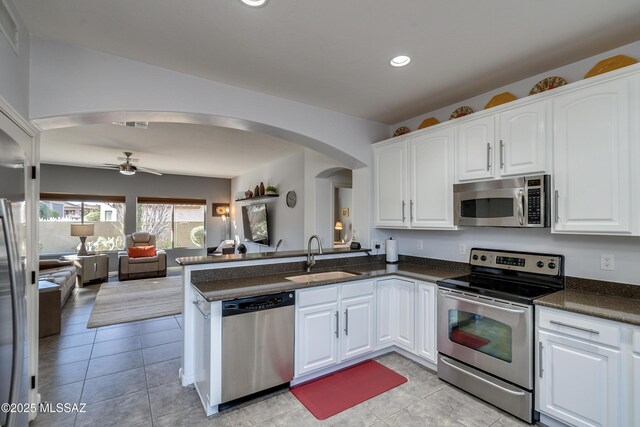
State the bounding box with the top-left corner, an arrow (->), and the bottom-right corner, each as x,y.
537,307 -> 627,427
375,278 -> 417,352
395,279 -> 416,350
295,281 -> 374,377
296,276 -> 437,378
416,282 -> 437,363
297,300 -> 340,375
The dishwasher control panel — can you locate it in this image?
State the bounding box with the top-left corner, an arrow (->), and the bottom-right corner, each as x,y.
222,292 -> 295,316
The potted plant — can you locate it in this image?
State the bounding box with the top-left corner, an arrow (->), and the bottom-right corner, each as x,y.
265,185 -> 278,195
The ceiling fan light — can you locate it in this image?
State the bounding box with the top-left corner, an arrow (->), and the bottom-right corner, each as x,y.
119,164 -> 137,175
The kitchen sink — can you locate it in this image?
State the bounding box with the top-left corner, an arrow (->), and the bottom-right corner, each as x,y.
285,271 -> 359,283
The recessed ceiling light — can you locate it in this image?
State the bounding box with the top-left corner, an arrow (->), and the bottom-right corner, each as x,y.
390,55 -> 411,67
240,0 -> 268,7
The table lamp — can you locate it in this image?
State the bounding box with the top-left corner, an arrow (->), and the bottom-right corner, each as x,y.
334,221 -> 343,243
70,223 -> 95,256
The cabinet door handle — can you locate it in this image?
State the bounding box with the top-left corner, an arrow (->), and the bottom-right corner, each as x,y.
344,309 -> 349,335
402,201 -> 406,222
499,140 -> 504,169
538,341 -> 544,378
410,200 -> 414,222
486,143 -> 492,170
335,311 -> 339,338
549,320 -> 600,335
554,190 -> 560,224
192,299 -> 210,320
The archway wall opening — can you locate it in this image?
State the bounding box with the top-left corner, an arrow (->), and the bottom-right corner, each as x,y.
29,37 -> 389,169
29,37 -> 387,249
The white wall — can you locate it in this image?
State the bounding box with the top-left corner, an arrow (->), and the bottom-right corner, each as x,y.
28,37 -> 388,168
380,39 -> 640,285
231,151 -> 305,252
0,0 -> 30,118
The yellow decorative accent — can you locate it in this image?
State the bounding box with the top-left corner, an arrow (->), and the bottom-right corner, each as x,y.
584,55 -> 637,79
418,117 -> 440,129
484,92 -> 517,109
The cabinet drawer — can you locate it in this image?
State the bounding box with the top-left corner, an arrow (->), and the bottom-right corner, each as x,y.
297,285 -> 338,307
341,280 -> 374,299
538,308 -> 620,348
633,328 -> 640,353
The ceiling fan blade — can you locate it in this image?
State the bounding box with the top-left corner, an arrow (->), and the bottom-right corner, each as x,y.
117,157 -> 139,162
138,167 -> 162,176
102,163 -> 120,168
96,165 -> 120,170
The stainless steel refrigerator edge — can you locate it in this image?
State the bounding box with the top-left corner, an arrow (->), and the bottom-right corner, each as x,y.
0,127 -> 28,427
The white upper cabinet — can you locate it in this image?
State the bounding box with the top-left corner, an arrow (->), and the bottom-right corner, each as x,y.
374,142 -> 408,227
374,126 -> 456,229
457,102 -> 548,182
552,77 -> 636,234
409,127 -> 456,229
456,116 -> 495,182
498,101 -> 547,177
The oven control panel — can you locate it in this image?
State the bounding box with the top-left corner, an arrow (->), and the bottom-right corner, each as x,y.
470,248 -> 562,276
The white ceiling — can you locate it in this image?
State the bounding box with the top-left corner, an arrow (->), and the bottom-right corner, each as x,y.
15,0 -> 640,124
40,122 -> 303,179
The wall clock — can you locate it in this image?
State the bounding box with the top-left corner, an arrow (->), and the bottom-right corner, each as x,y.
286,190 -> 297,208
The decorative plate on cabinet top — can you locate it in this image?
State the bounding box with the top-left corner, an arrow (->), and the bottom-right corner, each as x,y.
484,92 -> 517,109
393,126 -> 411,137
584,54 -> 638,79
529,76 -> 567,95
418,117 -> 440,129
449,106 -> 474,120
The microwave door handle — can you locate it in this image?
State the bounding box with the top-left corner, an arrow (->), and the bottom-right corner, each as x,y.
440,291 -> 527,314
518,190 -> 525,225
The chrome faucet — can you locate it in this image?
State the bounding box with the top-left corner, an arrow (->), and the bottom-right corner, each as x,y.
306,235 -> 323,272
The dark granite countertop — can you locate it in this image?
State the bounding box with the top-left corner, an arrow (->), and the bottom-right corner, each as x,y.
535,287 -> 640,327
176,247 -> 371,266
191,262 -> 462,302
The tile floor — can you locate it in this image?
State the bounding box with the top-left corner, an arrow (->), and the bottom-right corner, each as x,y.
32,285 -> 531,427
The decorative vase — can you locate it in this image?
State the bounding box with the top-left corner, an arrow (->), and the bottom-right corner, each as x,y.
259,182 -> 265,196
245,190 -> 253,198
254,185 -> 260,196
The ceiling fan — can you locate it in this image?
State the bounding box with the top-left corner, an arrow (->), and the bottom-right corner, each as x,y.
103,152 -> 162,176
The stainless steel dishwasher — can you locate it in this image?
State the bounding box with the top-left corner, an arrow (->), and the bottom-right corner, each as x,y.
221,291 -> 295,405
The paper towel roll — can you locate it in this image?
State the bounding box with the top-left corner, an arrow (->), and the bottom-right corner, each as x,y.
386,238 -> 398,264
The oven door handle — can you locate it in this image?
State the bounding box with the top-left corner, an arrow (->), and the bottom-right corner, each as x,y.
440,356 -> 526,397
440,291 -> 527,314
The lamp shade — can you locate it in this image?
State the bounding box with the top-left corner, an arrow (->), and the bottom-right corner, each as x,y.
334,221 -> 343,230
70,223 -> 95,237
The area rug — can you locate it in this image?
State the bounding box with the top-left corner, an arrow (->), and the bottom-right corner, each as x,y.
290,360 -> 407,420
87,276 -> 182,328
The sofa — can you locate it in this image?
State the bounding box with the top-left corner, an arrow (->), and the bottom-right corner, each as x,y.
118,232 -> 167,281
38,259 -> 77,306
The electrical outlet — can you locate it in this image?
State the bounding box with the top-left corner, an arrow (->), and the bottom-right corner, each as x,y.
459,244 -> 466,255
417,240 -> 423,250
600,254 -> 615,271
372,240 -> 381,250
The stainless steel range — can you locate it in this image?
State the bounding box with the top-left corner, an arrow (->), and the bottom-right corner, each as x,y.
436,248 -> 564,423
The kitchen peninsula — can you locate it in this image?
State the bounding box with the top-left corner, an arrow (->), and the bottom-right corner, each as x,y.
176,249 -> 467,416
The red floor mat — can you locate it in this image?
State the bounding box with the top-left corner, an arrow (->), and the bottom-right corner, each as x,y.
290,360 -> 407,420
451,328 -> 490,349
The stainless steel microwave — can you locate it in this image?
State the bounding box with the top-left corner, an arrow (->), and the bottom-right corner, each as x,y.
454,175 -> 550,227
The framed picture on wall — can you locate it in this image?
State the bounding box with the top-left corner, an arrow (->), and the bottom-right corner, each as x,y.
342,208 -> 349,217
